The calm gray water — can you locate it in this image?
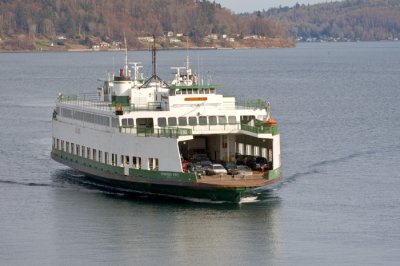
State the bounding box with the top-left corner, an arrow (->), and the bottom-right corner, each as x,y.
0,42 -> 399,265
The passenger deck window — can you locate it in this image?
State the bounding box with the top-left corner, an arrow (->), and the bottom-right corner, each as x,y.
122,119 -> 128,127
199,116 -> 207,125
209,116 -> 217,125
189,117 -> 197,126
228,116 -> 237,124
168,117 -> 177,126
105,152 -> 109,164
218,116 -> 227,124
158,117 -> 167,127
178,117 -> 187,126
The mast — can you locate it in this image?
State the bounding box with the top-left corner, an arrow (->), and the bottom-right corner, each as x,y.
140,35 -> 169,88
152,34 -> 156,78
124,33 -> 128,77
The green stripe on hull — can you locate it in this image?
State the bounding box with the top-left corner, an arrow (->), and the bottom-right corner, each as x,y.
90,177 -> 246,203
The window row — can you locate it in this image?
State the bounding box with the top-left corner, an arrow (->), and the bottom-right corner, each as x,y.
236,142 -> 273,162
53,138 -> 159,171
170,88 -> 216,95
121,116 -> 239,128
60,108 -> 111,127
158,115 -> 237,127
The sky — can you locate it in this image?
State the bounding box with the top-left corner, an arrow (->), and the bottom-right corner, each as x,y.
215,0 -> 333,13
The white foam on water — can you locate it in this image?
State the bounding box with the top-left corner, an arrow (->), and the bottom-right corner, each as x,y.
239,196 -> 259,203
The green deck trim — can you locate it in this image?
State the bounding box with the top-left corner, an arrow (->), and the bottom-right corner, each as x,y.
237,99 -> 268,109
119,127 -> 192,138
263,167 -> 281,180
240,124 -> 279,135
129,168 -> 197,182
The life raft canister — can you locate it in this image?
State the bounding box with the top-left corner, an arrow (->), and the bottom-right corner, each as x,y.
264,118 -> 277,126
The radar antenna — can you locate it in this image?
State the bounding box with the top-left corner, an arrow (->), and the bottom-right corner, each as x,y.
140,35 -> 169,88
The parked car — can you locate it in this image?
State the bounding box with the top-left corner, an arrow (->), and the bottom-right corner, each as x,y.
235,165 -> 253,176
200,160 -> 212,167
205,164 -> 228,175
236,154 -> 253,166
247,156 -> 268,170
191,153 -> 209,163
187,163 -> 206,176
223,162 -> 237,175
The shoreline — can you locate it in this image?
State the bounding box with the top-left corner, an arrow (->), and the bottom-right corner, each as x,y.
0,45 -> 295,54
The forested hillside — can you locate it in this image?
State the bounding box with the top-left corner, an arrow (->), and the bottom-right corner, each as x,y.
0,0 -> 291,51
259,0 -> 400,41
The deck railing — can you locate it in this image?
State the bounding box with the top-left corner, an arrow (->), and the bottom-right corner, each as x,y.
240,124 -> 279,135
58,94 -> 268,112
120,127 -> 192,138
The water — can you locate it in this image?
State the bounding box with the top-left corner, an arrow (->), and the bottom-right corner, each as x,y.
1,42 -> 399,265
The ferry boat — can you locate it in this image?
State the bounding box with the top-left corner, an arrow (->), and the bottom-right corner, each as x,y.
51,47 -> 281,203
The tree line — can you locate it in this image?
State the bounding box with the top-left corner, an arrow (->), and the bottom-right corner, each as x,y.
0,0 -> 287,49
256,0 -> 400,41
